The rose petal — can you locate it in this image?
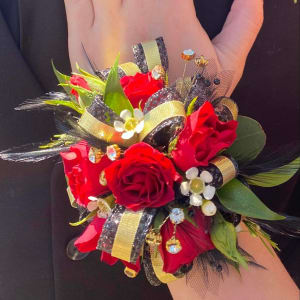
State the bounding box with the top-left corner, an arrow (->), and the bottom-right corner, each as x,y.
122,130 -> 134,139
114,121 -> 125,132
120,109 -> 132,121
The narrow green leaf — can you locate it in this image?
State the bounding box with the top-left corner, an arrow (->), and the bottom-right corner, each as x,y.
168,136 -> 179,154
104,56 -> 133,115
245,157 -> 300,187
210,212 -> 248,268
183,208 -> 198,228
76,63 -> 99,79
72,71 -> 105,94
217,179 -> 285,220
69,210 -> 97,226
51,61 -> 72,94
61,84 -> 95,108
225,116 -> 266,164
186,97 -> 198,116
153,210 -> 166,230
44,99 -> 84,114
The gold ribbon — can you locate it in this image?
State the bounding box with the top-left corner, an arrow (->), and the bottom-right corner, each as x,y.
119,62 -> 140,76
78,110 -> 137,147
150,246 -> 177,284
139,101 -> 185,141
111,210 -> 144,262
219,98 -> 239,121
210,156 -> 237,186
141,40 -> 162,71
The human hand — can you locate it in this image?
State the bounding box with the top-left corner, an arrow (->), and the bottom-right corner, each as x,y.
64,0 -> 263,94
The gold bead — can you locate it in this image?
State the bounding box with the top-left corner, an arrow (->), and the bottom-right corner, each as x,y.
146,230 -> 162,246
124,267 -> 137,278
166,237 -> 182,254
195,55 -> 208,67
181,49 -> 196,61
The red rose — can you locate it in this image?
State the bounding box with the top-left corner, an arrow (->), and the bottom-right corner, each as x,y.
159,209 -> 215,273
60,141 -> 112,207
105,142 -> 181,211
172,101 -> 238,171
120,72 -> 164,109
70,75 -> 91,99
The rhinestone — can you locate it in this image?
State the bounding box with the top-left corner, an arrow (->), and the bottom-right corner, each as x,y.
151,65 -> 166,80
124,267 -> 137,278
99,170 -> 107,186
189,177 -> 204,194
166,237 -> 182,254
87,201 -> 99,212
190,194 -> 203,207
186,167 -> 199,180
169,208 -> 185,225
203,185 -> 216,200
181,49 -> 196,61
200,170 -> 213,183
180,181 -> 190,196
88,147 -> 103,164
201,201 -> 217,216
106,144 -> 121,161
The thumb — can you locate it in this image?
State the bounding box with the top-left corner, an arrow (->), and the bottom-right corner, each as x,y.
212,0 -> 264,72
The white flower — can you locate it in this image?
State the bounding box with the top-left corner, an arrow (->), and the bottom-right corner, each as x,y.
114,108 -> 144,140
180,167 -> 216,207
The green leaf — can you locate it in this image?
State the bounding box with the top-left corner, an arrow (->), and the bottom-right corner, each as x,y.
210,212 -> 248,268
76,63 -> 99,79
245,157 -> 300,187
217,179 -> 285,220
104,56 -> 133,115
153,210 -> 167,231
168,136 -> 179,154
186,97 -> 198,116
225,116 -> 266,164
72,71 -> 105,94
183,208 -> 198,228
52,61 -> 72,94
44,99 -> 84,114
61,84 -> 95,108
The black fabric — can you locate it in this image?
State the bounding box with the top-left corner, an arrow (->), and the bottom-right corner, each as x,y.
0,1 -> 299,299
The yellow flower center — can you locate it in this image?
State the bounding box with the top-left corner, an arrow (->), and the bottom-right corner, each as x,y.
124,118 -> 138,131
189,178 -> 204,194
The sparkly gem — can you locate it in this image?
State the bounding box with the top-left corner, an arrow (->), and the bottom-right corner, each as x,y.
151,65 -> 166,80
195,56 -> 208,67
169,208 -> 185,225
87,201 -> 99,212
181,49 -> 196,61
189,177 -> 204,194
124,267 -> 137,278
88,147 -> 103,164
201,201 -> 217,216
99,170 -> 107,186
180,181 -> 190,196
200,170 -> 213,183
146,230 -> 162,246
189,194 -> 203,207
186,167 -> 199,180
166,237 -> 182,254
106,144 -> 121,161
203,185 -> 216,200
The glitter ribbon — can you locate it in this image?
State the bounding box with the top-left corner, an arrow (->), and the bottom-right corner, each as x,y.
219,98 -> 239,121
150,246 -> 177,284
98,205 -> 156,263
139,100 -> 186,141
78,110 -> 137,147
210,156 -> 238,186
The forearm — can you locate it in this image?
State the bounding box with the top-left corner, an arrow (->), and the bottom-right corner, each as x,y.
168,223 -> 299,300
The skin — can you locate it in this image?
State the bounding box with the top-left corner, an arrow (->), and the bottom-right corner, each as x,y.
63,1 -> 299,298
64,0 -> 264,94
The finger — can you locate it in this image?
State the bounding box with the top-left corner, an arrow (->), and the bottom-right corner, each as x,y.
64,0 -> 95,32
212,0 -> 264,69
